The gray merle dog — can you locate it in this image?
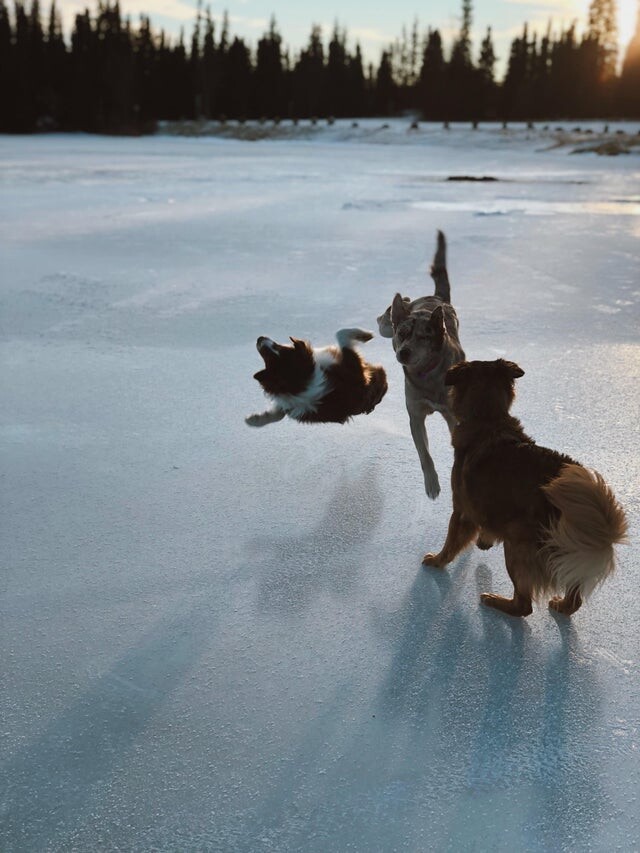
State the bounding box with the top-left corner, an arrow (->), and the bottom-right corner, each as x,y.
377,231 -> 465,499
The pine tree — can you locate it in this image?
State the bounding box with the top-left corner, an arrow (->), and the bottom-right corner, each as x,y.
619,0 -> 640,115
588,0 -> 618,80
531,23 -> 552,118
44,0 -> 67,126
346,44 -> 366,117
418,29 -> 445,119
13,1 -> 40,130
326,23 -> 349,116
375,50 -> 395,115
293,25 -> 325,118
447,0 -> 475,119
0,0 -> 15,130
478,27 -> 497,118
502,23 -> 531,118
226,36 -> 251,118
200,9 -> 214,118
254,16 -> 284,117
548,24 -> 580,118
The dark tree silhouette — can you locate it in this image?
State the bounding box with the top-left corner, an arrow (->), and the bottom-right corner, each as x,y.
254,16 -> 284,118
418,29 -> 445,119
619,1 -> 640,115
478,27 -> 497,119
293,25 -> 325,118
375,50 -> 396,115
447,0 -> 476,119
0,0 -> 637,133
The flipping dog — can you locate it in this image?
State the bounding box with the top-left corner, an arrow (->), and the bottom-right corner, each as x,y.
246,328 -> 387,427
378,231 -> 465,498
423,359 -> 628,617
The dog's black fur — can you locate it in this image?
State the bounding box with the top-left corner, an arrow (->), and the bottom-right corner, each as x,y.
246,329 -> 387,426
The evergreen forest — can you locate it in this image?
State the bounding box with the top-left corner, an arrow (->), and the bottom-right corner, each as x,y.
1,0 -> 639,133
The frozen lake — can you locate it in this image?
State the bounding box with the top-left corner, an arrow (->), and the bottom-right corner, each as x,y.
1,126 -> 639,851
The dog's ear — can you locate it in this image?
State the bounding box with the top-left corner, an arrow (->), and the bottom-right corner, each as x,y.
498,359 -> 525,380
289,337 -> 308,353
391,293 -> 409,327
253,369 -> 269,383
445,361 -> 470,386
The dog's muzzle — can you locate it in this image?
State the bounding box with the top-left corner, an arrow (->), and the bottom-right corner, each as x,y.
256,337 -> 279,357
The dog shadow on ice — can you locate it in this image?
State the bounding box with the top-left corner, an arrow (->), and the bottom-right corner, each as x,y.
247,464 -> 384,613
368,559 -> 606,848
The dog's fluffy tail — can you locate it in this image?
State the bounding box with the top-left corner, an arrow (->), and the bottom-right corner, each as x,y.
336,328 -> 373,349
542,464 -> 628,599
430,230 -> 451,303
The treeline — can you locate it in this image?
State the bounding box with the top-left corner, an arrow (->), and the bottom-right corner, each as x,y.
1,0 -> 639,134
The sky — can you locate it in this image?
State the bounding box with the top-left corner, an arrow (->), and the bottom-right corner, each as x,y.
54,0 -> 638,78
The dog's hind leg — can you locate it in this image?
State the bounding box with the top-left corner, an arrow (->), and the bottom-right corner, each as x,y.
549,587 -> 583,616
423,511 -> 478,568
407,399 -> 440,499
336,328 -> 373,348
480,540 -> 533,617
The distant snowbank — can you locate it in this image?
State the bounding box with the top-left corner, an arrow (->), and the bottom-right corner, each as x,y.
158,117 -> 640,154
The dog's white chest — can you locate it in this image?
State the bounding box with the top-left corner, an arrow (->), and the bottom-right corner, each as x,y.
272,347 -> 336,417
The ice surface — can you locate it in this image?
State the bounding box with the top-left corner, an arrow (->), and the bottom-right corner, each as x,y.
1,124 -> 639,852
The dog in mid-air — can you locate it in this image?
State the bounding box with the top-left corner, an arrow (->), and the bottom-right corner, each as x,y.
423,359 -> 628,617
246,328 -> 387,426
378,230 -> 465,499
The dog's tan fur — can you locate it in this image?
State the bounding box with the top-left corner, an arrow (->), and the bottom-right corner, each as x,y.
377,231 -> 465,499
423,359 -> 628,617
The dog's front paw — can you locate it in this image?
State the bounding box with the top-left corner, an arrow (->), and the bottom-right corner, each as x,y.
424,472 -> 441,500
245,413 -> 266,427
422,552 -> 445,569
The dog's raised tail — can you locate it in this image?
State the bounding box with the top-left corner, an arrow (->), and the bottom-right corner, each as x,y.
542,464 -> 628,599
430,230 -> 451,303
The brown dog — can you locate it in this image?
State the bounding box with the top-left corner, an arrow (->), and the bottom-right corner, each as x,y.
423,359 -> 628,617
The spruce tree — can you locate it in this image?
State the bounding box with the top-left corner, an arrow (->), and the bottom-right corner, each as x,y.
326,23 -> 349,116
0,0 -> 15,130
375,50 -> 395,115
619,0 -> 640,115
293,25 -> 324,118
254,16 -> 284,118
478,27 -> 496,119
447,0 -> 475,119
588,0 -> 618,80
418,29 -> 445,119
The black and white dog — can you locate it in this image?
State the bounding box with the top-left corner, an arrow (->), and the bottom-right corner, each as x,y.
246,328 -> 387,426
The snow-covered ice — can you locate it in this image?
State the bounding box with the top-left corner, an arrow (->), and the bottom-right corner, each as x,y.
1,124 -> 639,851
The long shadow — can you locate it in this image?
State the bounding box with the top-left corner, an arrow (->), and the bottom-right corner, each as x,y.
0,595 -> 218,851
375,553 -> 474,719
528,615 -> 606,850
248,463 -> 385,614
367,559 -> 604,848
224,552 -> 606,851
